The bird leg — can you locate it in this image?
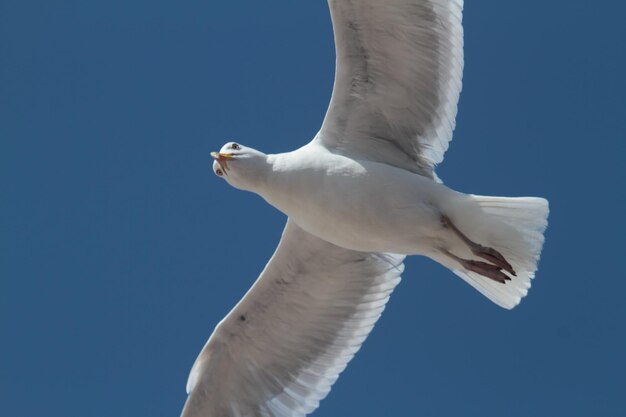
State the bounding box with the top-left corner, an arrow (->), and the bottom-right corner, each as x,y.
442,250 -> 511,284
441,215 -> 517,277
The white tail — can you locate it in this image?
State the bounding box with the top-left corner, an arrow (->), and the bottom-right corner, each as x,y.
439,195 -> 549,309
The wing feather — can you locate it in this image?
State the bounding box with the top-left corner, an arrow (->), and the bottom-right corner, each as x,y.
317,0 -> 464,177
180,221 -> 404,417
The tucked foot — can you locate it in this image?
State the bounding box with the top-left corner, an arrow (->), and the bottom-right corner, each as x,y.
443,250 -> 512,284
462,259 -> 511,283
471,244 -> 516,276
441,215 -> 517,276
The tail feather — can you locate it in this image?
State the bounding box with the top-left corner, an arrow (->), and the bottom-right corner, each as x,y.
443,195 -> 549,309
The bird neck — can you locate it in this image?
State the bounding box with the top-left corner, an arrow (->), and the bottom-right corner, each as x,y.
255,152 -> 294,207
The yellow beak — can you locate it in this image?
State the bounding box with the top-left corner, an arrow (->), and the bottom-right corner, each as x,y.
211,152 -> 235,161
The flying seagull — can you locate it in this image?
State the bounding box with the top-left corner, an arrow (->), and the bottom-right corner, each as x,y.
180,1 -> 549,416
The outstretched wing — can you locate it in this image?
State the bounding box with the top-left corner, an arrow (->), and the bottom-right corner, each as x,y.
180,221 -> 404,417
317,0 -> 464,178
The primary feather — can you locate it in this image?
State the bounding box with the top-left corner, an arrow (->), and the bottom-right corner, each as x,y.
318,0 -> 464,178
181,222 -> 404,417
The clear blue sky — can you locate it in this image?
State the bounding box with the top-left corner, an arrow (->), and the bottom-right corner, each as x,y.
2,1 -> 625,416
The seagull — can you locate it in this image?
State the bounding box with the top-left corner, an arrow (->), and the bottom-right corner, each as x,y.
181,1 -> 549,416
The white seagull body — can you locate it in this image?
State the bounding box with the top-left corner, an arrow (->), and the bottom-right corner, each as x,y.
181,1 -> 549,416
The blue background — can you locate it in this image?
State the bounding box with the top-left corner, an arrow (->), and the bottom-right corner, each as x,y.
2,1 -> 625,416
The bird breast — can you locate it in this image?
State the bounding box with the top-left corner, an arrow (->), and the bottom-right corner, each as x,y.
261,149 -> 451,255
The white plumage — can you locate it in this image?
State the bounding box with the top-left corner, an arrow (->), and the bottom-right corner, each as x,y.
181,1 -> 549,416
182,222 -> 403,417
320,0 -> 464,177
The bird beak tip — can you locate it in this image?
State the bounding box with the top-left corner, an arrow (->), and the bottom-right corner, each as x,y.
211,152 -> 234,161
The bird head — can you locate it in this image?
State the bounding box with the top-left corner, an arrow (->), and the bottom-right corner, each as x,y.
211,142 -> 269,192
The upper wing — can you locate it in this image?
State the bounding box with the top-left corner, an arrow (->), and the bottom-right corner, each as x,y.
180,221 -> 404,417
316,0 -> 464,178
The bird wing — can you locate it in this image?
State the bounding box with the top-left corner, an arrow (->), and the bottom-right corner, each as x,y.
180,220 -> 404,417
316,0 -> 464,178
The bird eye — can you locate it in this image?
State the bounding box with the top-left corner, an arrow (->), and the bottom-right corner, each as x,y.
231,143 -> 241,150
215,169 -> 223,176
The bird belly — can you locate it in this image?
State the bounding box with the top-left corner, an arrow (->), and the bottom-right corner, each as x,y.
295,200 -> 443,255
264,159 -> 456,255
